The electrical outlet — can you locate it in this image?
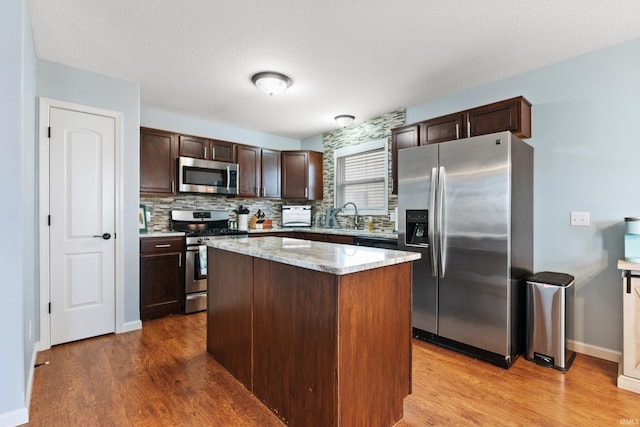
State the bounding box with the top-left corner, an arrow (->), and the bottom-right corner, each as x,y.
389,210 -> 396,222
570,211 -> 590,226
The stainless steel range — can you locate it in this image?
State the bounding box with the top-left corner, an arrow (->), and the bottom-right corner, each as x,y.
170,210 -> 248,313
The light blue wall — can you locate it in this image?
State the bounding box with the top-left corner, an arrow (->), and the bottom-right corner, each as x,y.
37,60 -> 142,325
0,0 -> 36,424
406,38 -> 640,353
21,0 -> 37,397
301,134 -> 324,152
141,106 -> 300,150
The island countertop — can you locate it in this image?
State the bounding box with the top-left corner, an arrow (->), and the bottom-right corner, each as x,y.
206,235 -> 420,275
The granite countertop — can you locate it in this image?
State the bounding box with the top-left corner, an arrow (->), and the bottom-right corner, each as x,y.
139,231 -> 185,238
247,227 -> 398,240
206,236 -> 420,275
618,259 -> 640,270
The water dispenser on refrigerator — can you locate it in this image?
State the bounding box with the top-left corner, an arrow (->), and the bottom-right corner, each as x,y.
406,209 -> 429,247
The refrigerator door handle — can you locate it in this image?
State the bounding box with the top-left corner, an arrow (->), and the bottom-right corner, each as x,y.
438,166 -> 447,278
429,167 -> 438,277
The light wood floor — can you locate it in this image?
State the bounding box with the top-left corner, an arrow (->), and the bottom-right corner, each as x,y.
25,312 -> 639,426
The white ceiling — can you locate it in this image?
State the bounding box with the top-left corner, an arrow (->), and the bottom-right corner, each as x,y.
28,0 -> 640,140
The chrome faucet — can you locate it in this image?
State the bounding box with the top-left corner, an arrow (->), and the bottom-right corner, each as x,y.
342,202 -> 360,229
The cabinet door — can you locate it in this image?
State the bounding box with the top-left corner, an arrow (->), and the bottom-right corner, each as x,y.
622,275 -> 640,379
261,149 -> 281,198
420,112 -> 466,144
467,96 -> 531,138
210,140 -> 235,162
391,125 -> 419,195
306,151 -> 323,201
140,252 -> 182,320
178,135 -> 207,159
140,127 -> 177,194
282,151 -> 309,199
237,145 -> 261,197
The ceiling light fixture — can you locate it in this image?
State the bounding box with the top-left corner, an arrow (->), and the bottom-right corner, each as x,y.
335,115 -> 355,127
251,71 -> 291,96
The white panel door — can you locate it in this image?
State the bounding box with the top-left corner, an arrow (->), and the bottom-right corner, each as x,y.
49,107 -> 115,345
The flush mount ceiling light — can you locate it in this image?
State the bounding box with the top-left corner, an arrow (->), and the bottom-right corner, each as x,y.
334,115 -> 355,127
251,71 -> 291,96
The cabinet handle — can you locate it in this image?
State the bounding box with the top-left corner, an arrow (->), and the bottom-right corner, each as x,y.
456,123 -> 459,139
305,187 -> 308,198
171,180 -> 175,193
467,121 -> 471,137
263,187 -> 266,197
211,148 -> 215,160
204,146 -> 207,159
179,253 -> 182,267
155,244 -> 171,248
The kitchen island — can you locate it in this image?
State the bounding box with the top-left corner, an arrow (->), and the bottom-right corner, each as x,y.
206,236 -> 420,427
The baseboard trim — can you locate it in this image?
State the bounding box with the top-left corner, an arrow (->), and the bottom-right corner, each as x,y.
120,320 -> 142,333
567,339 -> 621,363
0,407 -> 28,427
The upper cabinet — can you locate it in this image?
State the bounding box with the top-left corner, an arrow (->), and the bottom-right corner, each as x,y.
282,151 -> 323,200
391,96 -> 532,194
178,134 -> 235,162
140,127 -> 178,195
237,145 -> 281,198
237,145 -> 261,197
391,124 -> 420,195
420,112 -> 467,144
467,96 -> 531,139
140,127 -> 324,200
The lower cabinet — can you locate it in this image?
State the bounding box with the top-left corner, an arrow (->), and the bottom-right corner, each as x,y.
618,260 -> 640,393
140,237 -> 184,320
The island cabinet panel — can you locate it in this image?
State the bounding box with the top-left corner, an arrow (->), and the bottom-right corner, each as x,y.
337,263 -> 411,426
206,249 -> 253,390
253,259 -> 338,426
207,244 -> 412,427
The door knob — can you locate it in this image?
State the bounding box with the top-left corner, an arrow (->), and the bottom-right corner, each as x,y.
93,233 -> 111,240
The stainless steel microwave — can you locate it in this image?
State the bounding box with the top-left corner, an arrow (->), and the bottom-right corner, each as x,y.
177,156 -> 238,195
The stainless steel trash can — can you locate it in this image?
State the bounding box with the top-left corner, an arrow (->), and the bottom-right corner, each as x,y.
525,271 -> 576,371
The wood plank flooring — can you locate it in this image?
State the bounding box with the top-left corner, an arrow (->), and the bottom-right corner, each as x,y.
25,312 -> 639,426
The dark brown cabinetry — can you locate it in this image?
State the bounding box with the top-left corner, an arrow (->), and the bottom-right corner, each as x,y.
140,127 -> 178,195
178,135 -> 235,162
391,96 -> 531,194
297,232 -> 354,245
207,247 -> 411,427
237,145 -> 281,198
281,151 -> 323,200
391,125 -> 419,195
466,96 -> 531,139
140,236 -> 184,320
420,112 -> 466,144
260,149 -> 281,198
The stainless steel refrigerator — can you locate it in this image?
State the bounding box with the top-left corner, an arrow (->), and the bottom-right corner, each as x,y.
398,131 -> 533,368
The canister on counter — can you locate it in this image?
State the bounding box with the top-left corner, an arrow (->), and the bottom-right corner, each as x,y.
624,217 -> 640,262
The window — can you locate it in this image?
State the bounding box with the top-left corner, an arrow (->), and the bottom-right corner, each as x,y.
334,139 -> 388,215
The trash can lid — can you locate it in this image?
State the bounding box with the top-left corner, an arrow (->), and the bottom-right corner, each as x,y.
527,271 -> 575,287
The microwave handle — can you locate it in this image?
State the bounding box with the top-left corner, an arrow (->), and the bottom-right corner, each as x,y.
226,166 -> 230,191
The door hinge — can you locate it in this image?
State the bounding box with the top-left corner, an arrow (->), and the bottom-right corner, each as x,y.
48,127 -> 51,138
48,302 -> 51,314
47,215 -> 51,226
